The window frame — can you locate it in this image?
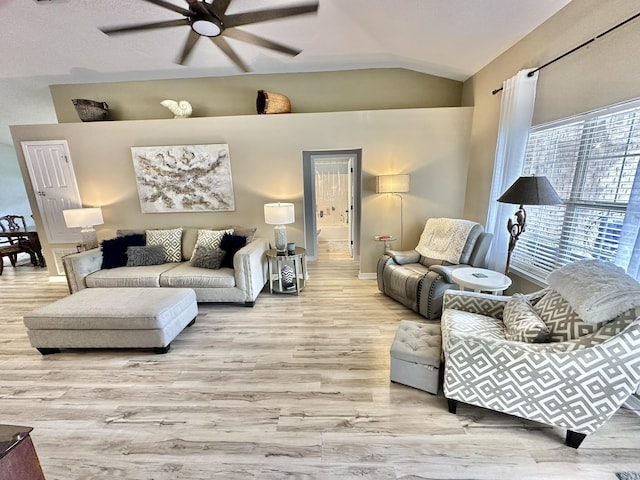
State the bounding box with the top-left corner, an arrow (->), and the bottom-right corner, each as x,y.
512,97 -> 640,282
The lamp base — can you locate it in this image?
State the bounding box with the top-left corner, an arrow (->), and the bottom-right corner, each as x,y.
274,225 -> 288,253
80,227 -> 99,251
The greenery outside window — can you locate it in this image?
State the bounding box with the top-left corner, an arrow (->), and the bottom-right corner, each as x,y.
514,99 -> 640,282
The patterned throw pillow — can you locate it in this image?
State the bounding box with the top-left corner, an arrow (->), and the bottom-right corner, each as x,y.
126,245 -> 166,267
191,229 -> 233,260
146,228 -> 183,263
533,289 -> 598,342
503,293 -> 551,343
190,246 -> 226,269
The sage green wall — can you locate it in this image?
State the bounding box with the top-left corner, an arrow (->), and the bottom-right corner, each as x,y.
11,107 -> 473,276
461,0 -> 640,293
51,68 -> 463,122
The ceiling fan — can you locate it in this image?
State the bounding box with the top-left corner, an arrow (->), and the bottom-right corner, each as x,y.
100,0 -> 319,72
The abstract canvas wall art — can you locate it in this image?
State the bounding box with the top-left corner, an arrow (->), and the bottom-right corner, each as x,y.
131,144 -> 235,213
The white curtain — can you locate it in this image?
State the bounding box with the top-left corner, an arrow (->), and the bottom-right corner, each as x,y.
485,69 -> 539,273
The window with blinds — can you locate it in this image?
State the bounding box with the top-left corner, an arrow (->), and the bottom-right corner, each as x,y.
513,99 -> 640,281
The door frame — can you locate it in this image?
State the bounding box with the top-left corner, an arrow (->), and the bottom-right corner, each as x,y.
302,149 -> 362,260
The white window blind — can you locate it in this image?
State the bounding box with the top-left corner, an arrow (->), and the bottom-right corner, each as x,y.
513,99 -> 640,281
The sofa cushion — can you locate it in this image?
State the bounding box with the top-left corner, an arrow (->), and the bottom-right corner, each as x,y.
86,263 -> 179,288
159,263 -> 236,288
126,245 -> 166,267
503,294 -> 550,343
533,289 -> 598,342
220,233 -> 248,268
146,228 -> 183,263
100,234 -> 146,269
441,309 -> 506,356
190,246 -> 226,269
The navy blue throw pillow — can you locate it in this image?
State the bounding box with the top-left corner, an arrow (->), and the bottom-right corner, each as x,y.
100,234 -> 146,269
219,233 -> 247,268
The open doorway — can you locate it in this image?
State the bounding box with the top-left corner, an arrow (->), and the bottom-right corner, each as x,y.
302,149 -> 362,261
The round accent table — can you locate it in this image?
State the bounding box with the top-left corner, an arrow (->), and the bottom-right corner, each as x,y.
266,247 -> 307,295
451,267 -> 512,295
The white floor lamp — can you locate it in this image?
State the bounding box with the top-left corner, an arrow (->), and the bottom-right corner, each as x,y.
376,174 -> 410,248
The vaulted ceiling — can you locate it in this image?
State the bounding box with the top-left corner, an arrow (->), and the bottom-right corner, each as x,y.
0,0 -> 571,145
1,0 -> 571,81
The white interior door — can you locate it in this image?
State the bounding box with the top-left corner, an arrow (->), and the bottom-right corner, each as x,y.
21,140 -> 82,244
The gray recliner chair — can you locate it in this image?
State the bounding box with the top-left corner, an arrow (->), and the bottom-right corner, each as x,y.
377,219 -> 492,319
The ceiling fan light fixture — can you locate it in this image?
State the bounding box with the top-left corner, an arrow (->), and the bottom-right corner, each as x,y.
191,17 -> 222,37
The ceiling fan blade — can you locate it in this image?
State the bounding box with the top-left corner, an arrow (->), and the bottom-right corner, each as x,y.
177,30 -> 201,65
101,19 -> 188,35
224,28 -> 301,56
142,0 -> 193,16
224,3 -> 318,28
210,36 -> 249,72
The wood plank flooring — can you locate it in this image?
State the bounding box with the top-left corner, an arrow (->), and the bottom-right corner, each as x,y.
1,246 -> 639,479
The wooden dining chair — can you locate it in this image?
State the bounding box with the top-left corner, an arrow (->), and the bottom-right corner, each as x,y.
0,215 -> 36,275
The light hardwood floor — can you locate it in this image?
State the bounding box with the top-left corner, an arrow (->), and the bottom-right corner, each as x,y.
1,246 -> 639,480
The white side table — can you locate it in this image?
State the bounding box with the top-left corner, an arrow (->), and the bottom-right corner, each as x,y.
451,267 -> 512,295
266,248 -> 307,295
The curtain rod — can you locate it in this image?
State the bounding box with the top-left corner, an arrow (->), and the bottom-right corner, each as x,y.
492,11 -> 640,95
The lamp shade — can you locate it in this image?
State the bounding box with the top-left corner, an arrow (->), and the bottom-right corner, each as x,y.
264,203 -> 295,225
497,175 -> 562,206
63,207 -> 104,228
376,174 -> 410,193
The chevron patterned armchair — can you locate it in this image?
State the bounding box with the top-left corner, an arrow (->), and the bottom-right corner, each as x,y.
441,259 -> 640,448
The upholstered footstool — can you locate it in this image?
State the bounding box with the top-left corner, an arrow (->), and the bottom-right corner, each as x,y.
23,288 -> 198,355
390,320 -> 442,394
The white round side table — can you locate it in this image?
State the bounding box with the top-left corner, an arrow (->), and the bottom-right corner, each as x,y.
451,267 -> 512,294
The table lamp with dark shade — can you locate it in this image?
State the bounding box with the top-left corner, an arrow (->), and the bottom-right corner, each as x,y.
497,175 -> 562,274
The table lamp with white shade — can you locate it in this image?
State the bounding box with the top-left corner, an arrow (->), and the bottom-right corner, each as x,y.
264,202 -> 295,254
63,207 -> 104,251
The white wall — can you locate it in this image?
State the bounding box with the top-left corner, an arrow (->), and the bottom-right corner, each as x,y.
11,107 -> 473,275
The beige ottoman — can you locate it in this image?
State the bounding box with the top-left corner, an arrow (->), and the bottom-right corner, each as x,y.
390,320 -> 442,394
23,288 -> 198,355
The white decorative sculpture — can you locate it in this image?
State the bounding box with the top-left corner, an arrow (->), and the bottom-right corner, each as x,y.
160,99 -> 193,119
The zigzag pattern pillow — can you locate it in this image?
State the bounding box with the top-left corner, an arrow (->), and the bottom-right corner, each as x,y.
146,228 -> 183,263
533,289 -> 598,341
503,293 -> 551,343
191,229 -> 233,260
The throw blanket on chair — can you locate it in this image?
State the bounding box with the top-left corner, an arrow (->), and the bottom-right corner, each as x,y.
547,259 -> 640,324
415,218 -> 479,264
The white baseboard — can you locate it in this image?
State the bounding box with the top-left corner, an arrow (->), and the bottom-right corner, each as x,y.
358,273 -> 377,280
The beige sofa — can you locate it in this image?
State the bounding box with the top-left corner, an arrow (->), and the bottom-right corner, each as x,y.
62,227 -> 269,305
